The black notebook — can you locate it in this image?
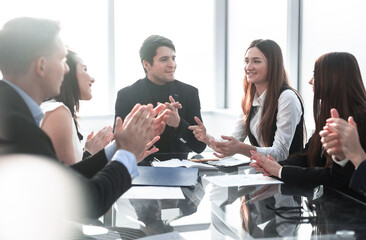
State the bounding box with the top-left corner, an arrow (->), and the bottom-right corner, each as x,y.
132,166 -> 198,187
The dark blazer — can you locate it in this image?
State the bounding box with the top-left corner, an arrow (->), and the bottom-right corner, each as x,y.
279,143 -> 356,190
350,160 -> 366,195
115,78 -> 206,163
278,112 -> 366,191
0,80 -> 132,219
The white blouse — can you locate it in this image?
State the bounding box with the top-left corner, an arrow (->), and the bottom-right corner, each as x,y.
231,89 -> 303,161
40,100 -> 83,163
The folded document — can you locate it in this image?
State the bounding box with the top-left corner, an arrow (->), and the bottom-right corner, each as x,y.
207,154 -> 251,167
152,158 -> 218,170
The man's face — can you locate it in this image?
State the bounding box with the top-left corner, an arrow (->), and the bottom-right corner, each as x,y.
145,46 -> 176,85
40,36 -> 69,99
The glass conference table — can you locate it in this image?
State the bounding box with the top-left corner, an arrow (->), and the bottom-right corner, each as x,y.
111,164 -> 366,240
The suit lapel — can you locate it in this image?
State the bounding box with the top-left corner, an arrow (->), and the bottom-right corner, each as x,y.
169,81 -> 181,103
0,80 -> 56,155
0,81 -> 35,124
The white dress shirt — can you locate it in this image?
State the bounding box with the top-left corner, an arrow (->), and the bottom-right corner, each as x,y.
231,89 -> 303,161
332,156 -> 349,167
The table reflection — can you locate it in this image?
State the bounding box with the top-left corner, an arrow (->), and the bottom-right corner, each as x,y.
126,183 -> 205,237
116,166 -> 366,239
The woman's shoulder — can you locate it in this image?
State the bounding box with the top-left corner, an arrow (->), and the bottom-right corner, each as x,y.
41,100 -> 70,115
278,88 -> 302,109
279,88 -> 300,100
41,100 -> 72,123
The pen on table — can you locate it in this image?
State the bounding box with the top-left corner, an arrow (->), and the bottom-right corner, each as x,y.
189,158 -> 220,162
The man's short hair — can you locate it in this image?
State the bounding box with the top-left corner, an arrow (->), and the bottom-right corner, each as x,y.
0,17 -> 61,75
139,35 -> 175,73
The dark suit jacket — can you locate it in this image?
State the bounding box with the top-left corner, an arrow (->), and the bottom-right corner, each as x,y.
115,78 -> 206,163
350,160 -> 366,195
279,145 -> 355,190
0,80 -> 131,219
278,112 -> 366,191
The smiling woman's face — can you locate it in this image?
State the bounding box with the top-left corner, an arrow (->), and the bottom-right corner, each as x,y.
244,46 -> 268,86
309,76 -> 314,93
76,58 -> 95,100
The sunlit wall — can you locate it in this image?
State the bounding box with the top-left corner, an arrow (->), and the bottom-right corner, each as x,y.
1,0 -> 366,134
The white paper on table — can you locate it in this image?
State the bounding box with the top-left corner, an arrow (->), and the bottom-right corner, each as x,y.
120,186 -> 185,199
152,158 -> 218,170
207,154 -> 251,167
138,231 -> 185,240
203,174 -> 283,187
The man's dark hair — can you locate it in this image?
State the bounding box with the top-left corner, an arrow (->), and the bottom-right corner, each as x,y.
0,17 -> 60,75
139,35 -> 175,73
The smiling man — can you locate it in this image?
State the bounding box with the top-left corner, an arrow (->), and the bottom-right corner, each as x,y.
0,17 -> 167,221
115,35 -> 206,165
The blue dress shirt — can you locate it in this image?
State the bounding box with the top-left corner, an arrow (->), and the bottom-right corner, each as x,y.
2,78 -> 138,179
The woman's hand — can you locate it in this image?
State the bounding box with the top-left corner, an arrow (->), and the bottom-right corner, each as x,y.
84,126 -> 114,155
249,151 -> 281,177
209,136 -> 242,158
321,108 -> 366,168
319,108 -> 346,161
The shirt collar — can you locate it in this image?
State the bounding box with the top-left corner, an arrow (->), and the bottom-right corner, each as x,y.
2,78 -> 44,126
252,89 -> 267,107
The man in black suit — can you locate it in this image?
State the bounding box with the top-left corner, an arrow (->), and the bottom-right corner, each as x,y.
0,17 -> 167,220
115,35 -> 206,165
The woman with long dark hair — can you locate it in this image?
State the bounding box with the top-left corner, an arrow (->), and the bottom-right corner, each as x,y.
41,50 -> 114,165
189,39 -> 304,161
251,52 -> 366,190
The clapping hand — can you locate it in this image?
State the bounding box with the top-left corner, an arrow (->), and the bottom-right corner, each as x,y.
152,103 -> 170,136
320,108 -> 366,168
162,96 -> 182,128
84,126 -> 114,155
249,151 -> 281,177
137,136 -> 161,162
319,108 -> 346,161
114,104 -> 156,162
